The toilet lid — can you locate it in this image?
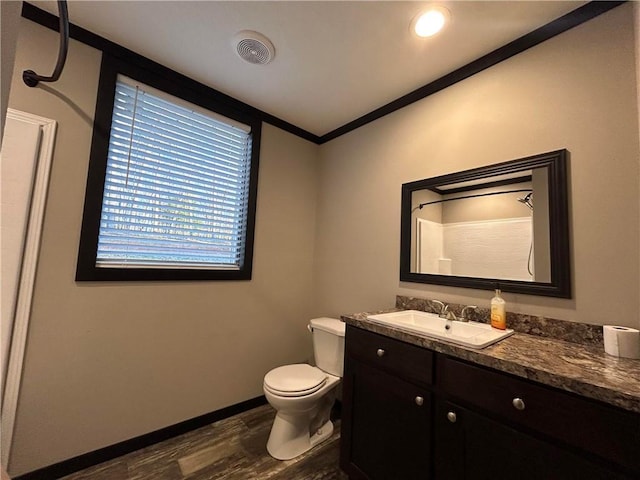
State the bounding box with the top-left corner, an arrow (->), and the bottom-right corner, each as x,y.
264,364 -> 327,396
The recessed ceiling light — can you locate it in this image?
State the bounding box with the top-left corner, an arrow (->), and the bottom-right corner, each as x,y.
411,6 -> 450,38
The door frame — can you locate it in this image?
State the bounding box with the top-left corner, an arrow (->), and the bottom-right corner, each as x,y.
1,108 -> 57,467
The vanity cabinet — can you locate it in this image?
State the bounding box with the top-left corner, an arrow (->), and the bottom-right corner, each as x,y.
340,326 -> 434,479
437,355 -> 639,477
434,399 -> 630,480
340,325 -> 639,480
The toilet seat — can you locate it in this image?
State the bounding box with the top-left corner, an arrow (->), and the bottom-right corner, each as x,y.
264,364 -> 327,397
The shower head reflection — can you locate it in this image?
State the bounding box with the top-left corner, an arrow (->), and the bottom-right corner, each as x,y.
517,192 -> 533,210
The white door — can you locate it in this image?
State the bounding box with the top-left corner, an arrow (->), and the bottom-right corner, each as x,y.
0,109 -> 56,467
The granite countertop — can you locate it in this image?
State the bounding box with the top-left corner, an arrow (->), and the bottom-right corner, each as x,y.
342,310 -> 640,414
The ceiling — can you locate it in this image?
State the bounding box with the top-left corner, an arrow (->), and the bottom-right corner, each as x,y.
30,1 -> 588,137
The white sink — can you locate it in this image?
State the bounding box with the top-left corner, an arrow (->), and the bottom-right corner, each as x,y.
366,310 -> 514,349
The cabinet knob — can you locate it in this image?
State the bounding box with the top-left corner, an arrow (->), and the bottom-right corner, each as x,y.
376,348 -> 385,357
447,411 -> 457,423
415,396 -> 424,406
512,397 -> 526,411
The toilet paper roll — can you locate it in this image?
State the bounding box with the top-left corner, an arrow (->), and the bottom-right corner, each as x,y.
603,325 -> 640,359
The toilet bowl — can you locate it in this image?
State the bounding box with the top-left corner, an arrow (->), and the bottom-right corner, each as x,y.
263,318 -> 345,460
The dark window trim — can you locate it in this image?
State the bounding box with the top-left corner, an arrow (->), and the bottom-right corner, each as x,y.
76,53 -> 261,281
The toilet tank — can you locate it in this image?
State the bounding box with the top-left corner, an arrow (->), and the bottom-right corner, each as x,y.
309,317 -> 346,377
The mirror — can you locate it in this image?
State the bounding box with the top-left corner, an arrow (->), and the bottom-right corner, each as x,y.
400,150 -> 570,298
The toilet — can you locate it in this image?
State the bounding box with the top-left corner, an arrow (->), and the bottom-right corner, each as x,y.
263,317 -> 346,460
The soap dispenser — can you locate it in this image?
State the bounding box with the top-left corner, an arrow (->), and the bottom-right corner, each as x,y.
490,287 -> 506,330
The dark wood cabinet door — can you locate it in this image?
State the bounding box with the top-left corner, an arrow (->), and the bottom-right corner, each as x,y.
435,399 -> 633,480
341,358 -> 432,480
438,355 -> 640,473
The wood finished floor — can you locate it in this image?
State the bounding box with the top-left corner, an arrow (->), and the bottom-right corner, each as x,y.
60,404 -> 348,480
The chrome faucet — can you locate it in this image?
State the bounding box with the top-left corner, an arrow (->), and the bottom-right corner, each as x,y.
459,305 -> 478,322
431,300 -> 449,318
445,310 -> 458,321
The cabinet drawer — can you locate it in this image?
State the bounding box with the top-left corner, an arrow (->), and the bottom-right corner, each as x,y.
438,355 -> 640,474
346,326 -> 433,385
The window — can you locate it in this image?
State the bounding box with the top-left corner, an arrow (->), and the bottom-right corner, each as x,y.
77,55 -> 261,281
98,77 -> 252,269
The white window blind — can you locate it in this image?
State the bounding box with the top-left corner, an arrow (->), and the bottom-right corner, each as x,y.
97,76 -> 253,269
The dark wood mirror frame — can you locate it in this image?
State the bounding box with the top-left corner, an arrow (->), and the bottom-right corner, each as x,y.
400,149 -> 571,298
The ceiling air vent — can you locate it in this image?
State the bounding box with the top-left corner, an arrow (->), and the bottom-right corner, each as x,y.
233,30 -> 275,65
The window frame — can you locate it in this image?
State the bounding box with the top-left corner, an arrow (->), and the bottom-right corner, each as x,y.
76,54 -> 262,281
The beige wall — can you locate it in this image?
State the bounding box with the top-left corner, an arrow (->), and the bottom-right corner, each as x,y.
412,189 -> 442,223
1,1 -> 22,139
314,4 -> 640,328
7,19 -> 319,476
532,168 -> 551,282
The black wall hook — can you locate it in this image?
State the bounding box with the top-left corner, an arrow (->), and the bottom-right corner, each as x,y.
23,0 -> 69,87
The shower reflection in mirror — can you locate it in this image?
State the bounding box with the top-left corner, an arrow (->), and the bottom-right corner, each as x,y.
410,167 -> 551,283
